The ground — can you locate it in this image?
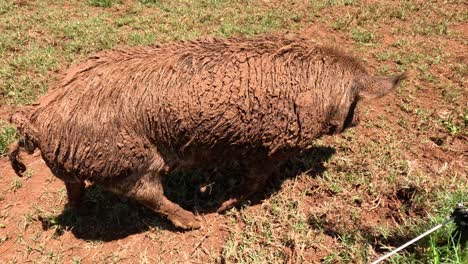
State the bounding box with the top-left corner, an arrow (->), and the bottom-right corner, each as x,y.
0,0 -> 467,263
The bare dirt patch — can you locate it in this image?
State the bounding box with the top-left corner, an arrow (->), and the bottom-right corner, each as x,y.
0,154 -> 231,263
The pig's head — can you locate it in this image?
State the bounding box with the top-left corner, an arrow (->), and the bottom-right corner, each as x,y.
326,73 -> 407,134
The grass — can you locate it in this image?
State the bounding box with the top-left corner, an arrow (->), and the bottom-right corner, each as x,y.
428,223 -> 465,263
89,0 -> 115,8
0,0 -> 466,263
351,28 -> 375,44
395,189 -> 468,263
0,120 -> 17,156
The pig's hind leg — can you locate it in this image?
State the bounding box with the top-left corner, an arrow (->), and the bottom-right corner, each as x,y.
124,169 -> 201,230
217,159 -> 275,213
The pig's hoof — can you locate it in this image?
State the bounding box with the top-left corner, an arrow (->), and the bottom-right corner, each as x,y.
168,211 -> 201,230
216,198 -> 240,213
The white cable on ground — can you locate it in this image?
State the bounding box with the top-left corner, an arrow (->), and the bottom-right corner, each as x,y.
370,217 -> 455,264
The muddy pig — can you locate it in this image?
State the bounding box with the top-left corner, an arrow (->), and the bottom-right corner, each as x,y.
8,35 -> 406,229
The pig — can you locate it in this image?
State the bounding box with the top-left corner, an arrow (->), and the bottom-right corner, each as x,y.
8,35 -> 406,229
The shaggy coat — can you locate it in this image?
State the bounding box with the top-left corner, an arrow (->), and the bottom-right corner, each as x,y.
9,35 -> 405,229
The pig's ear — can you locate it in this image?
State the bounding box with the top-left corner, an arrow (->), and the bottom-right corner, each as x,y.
357,73 -> 407,100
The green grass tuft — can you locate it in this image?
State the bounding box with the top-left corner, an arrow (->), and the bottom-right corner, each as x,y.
0,121 -> 17,156
351,27 -> 375,44
89,0 -> 114,8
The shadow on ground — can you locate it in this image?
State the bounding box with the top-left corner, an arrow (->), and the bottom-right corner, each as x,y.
39,145 -> 335,241
39,188 -> 171,241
